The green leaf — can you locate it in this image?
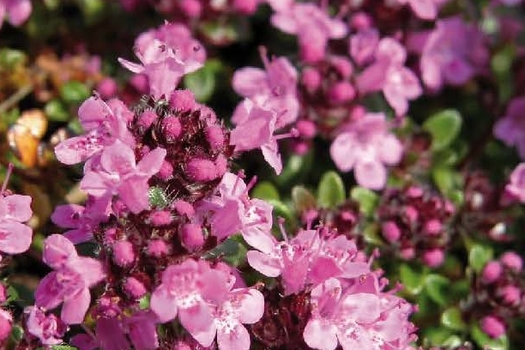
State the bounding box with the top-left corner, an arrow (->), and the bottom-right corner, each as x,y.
423,327 -> 457,346
148,186 -> 169,209
425,274 -> 452,306
6,285 -> 19,303
350,186 -> 379,217
267,199 -> 296,231
423,109 -> 462,151
317,171 -> 345,208
10,325 -> 24,342
183,59 -> 222,102
51,346 -> 79,350
138,294 -> 150,310
0,48 -> 27,68
252,181 -> 280,201
362,223 -> 383,245
60,81 -> 90,104
44,100 -> 69,122
291,186 -> 316,213
441,307 -> 467,331
399,263 -> 426,295
468,244 -> 493,273
432,167 -> 462,196
471,324 -> 508,350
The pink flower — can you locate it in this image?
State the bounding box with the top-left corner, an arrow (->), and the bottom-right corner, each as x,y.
150,260 -> 219,337
230,100 -> 284,174
94,312 -> 159,350
200,172 -> 274,249
416,16 -> 488,90
0,192 -> 32,255
34,234 -> 105,324
349,29 -> 379,66
494,97 -> 525,159
504,163 -> 525,203
51,198 -> 109,244
192,287 -> 264,350
54,96 -> 135,165
80,140 -> 166,214
330,112 -> 403,190
271,3 -> 347,63
119,23 -> 205,98
394,0 -> 449,20
0,309 -> 11,343
0,0 -> 31,29
247,228 -> 369,295
25,306 -> 67,346
304,277 -> 416,350
356,37 -> 421,117
232,50 -> 299,128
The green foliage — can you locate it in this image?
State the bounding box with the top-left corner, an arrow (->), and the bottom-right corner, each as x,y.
148,186 -> 170,209
399,263 -> 427,295
468,243 -> 494,273
350,186 -> 379,217
441,307 -> 467,331
317,171 -> 345,208
291,185 -> 316,213
252,181 -> 280,201
183,59 -> 223,102
423,109 -> 462,152
60,81 -> 90,104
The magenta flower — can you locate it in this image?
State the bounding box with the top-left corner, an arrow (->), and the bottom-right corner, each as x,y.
149,260 -> 219,337
0,192 -> 32,255
230,100 -> 284,174
94,312 -> 159,350
504,163 -> 525,203
25,306 -> 67,346
330,112 -> 403,190
304,277 -> 415,350
247,229 -> 369,295
119,22 -> 205,98
270,3 -> 347,63
0,0 -> 31,29
200,172 -> 274,249
232,51 -> 299,128
194,288 -> 264,350
357,37 -> 421,117
51,198 -> 109,244
415,16 -> 488,90
34,234 -> 105,324
80,140 -> 166,214
303,278 -> 382,350
494,97 -> 525,159
54,96 -> 135,165
394,0 -> 449,20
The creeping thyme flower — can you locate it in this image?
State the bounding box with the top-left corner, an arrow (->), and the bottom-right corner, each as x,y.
35,234 -> 105,324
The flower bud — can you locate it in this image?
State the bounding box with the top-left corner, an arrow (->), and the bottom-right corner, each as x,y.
422,248 -> 444,268
181,224 -> 204,251
161,116 -> 182,142
480,315 -> 506,338
500,251 -> 523,272
147,239 -> 169,258
382,221 -> 402,242
328,81 -> 356,104
112,241 -> 135,267
481,261 -> 502,284
124,277 -> 147,299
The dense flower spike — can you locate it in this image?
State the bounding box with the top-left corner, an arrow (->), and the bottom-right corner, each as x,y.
6,0 -> 525,348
